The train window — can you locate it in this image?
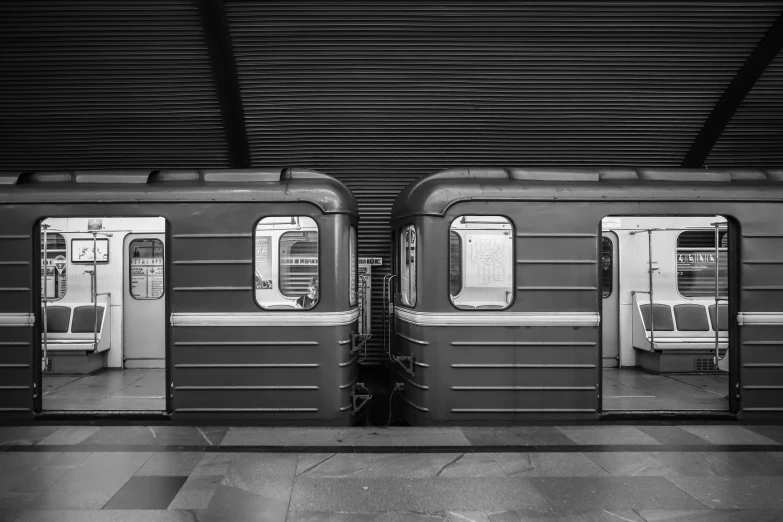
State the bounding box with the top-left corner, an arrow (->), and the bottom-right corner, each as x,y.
677,229 -> 728,298
129,239 -> 164,300
41,232 -> 67,300
449,216 -> 513,310
255,216 -> 319,310
449,231 -> 462,296
601,237 -> 613,298
399,225 -> 417,306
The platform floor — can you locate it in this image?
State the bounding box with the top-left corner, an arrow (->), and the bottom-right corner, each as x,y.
0,424 -> 782,521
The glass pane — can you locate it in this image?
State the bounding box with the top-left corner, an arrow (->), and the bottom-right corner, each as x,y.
255,216 -> 319,310
129,239 -> 164,300
399,225 -> 416,306
677,229 -> 728,298
41,232 -> 67,300
449,216 -> 513,310
601,237 -> 613,298
349,226 -> 357,306
449,231 -> 462,297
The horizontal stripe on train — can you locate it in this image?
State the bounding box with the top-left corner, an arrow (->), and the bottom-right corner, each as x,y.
395,309 -> 600,327
170,309 -> 359,327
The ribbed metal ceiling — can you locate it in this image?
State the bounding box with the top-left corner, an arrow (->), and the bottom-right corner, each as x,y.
226,1 -> 782,171
707,51 -> 783,166
0,0 -> 229,171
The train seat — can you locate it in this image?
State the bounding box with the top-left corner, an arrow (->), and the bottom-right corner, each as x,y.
42,303 -> 111,353
631,295 -> 727,373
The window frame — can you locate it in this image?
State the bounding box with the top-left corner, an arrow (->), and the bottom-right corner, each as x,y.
398,224 -> 417,308
675,228 -> 728,300
253,215 -> 321,311
128,238 -> 165,301
449,230 -> 463,298
448,215 -> 515,311
601,236 -> 613,299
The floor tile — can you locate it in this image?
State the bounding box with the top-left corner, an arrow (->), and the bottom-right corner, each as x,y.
648,452 -> 739,477
286,511 -> 485,521
491,453 -> 610,477
220,453 -> 297,501
221,427 -> 471,447
638,510 -> 783,521
556,426 -> 662,445
202,484 -> 289,522
289,478 -> 552,512
434,453 -> 506,478
634,426 -> 715,446
13,510 -> 202,521
665,476 -> 783,509
680,426 -> 780,445
103,476 -> 188,510
34,452 -> 153,509
0,426 -> 64,446
81,426 -> 227,446
487,510 -> 646,521
741,426 -> 783,446
37,426 -> 101,445
135,453 -> 204,477
530,477 -> 707,510
461,427 -> 575,447
167,453 -> 235,510
584,452 -> 681,477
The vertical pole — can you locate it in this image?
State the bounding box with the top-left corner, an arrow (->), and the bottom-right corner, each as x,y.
715,222 -> 720,362
42,224 -> 49,370
93,233 -> 98,352
648,229 -> 655,348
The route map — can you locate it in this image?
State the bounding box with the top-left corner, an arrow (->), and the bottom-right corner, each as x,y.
465,233 -> 512,287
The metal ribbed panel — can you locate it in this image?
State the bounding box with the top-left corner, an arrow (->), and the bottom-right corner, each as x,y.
707,51 -> 783,166
227,1 -> 781,170
0,1 -> 229,170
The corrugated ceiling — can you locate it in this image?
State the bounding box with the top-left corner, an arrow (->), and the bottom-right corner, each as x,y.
0,0 -> 229,171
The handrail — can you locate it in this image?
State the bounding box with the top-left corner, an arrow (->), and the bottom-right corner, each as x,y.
712,220 -> 728,366
41,223 -> 49,370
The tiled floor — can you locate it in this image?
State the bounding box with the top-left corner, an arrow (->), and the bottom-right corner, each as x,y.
42,368 -> 165,411
0,424 -> 782,521
602,368 -> 729,411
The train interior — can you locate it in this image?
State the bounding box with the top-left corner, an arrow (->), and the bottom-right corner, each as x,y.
40,216 -> 166,411
601,215 -> 730,412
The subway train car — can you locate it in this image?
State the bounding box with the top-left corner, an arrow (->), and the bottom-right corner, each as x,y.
387,167 -> 783,423
0,168 -> 361,423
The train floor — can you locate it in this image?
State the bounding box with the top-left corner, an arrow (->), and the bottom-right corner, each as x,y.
0,424 -> 782,520
602,368 -> 729,412
42,369 -> 165,411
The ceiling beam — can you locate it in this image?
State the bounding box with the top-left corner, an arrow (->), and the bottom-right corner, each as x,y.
682,14 -> 783,168
197,0 -> 250,168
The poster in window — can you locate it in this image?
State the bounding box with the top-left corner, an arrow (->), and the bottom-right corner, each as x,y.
465,232 -> 513,288
255,235 -> 273,289
130,257 -> 164,299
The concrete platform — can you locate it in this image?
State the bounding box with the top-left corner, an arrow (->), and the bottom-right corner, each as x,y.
0,424 -> 782,520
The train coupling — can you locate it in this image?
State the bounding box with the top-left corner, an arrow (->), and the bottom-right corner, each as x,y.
351,382 -> 372,415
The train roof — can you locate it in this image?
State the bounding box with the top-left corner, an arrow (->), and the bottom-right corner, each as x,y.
391,167 -> 783,220
0,168 -> 357,215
